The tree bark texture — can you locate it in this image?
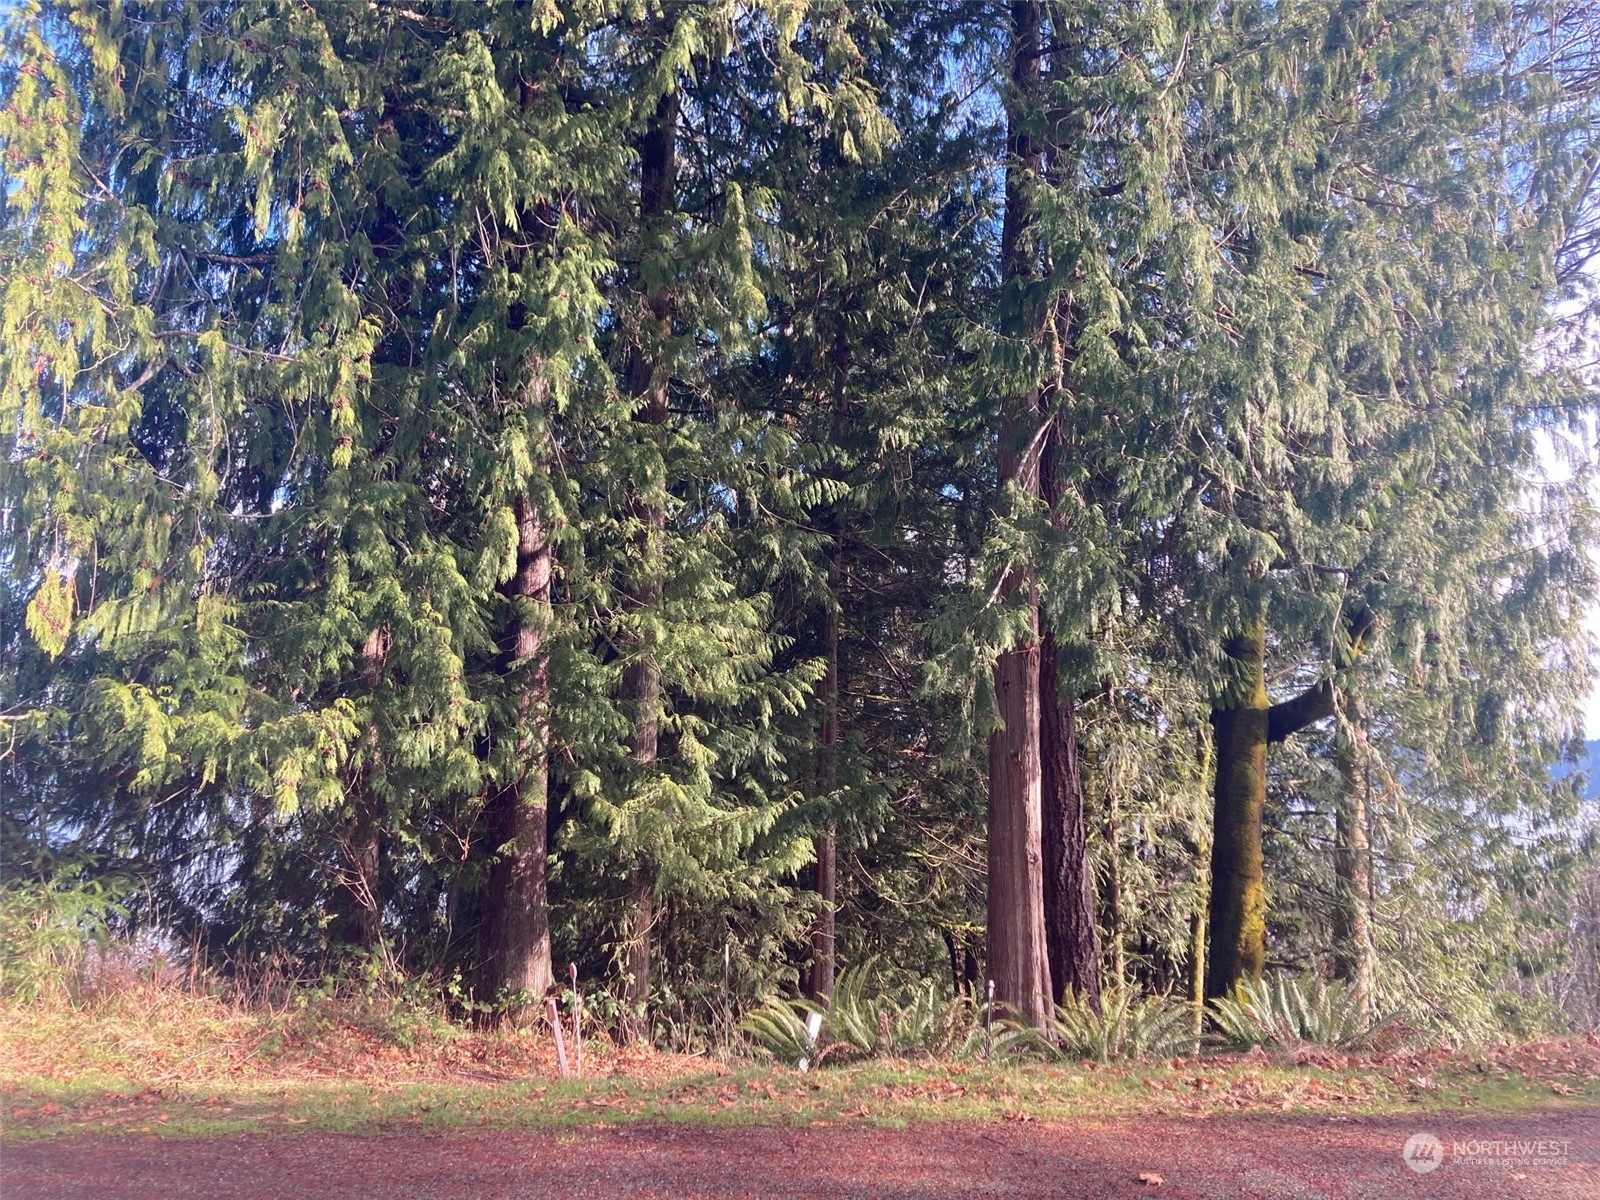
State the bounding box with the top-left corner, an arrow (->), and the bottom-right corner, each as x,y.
478,496 -> 555,1021
808,830 -> 838,1003
987,639 -> 1053,1028
1036,316 -> 1101,1011
1205,619 -> 1270,998
1206,610 -> 1353,998
617,84 -> 679,1044
473,76 -> 563,1024
984,0 -> 1053,1033
337,805 -> 382,952
1040,633 -> 1100,1011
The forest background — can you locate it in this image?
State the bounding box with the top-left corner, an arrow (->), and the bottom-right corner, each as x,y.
4,0 -> 1600,1057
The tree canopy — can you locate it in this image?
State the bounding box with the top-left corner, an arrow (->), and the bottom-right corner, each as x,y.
4,0 -> 1599,1038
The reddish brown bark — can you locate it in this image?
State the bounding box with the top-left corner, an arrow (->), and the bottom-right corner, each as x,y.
1036,333 -> 1100,1010
1039,634 -> 1100,1011
988,637 -> 1052,1029
478,496 -> 555,1021
984,0 -> 1053,1032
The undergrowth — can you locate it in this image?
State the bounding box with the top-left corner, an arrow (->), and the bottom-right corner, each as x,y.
0,874 -> 1572,1085
1002,988 -> 1198,1063
740,961 -> 984,1067
1209,976 -> 1397,1052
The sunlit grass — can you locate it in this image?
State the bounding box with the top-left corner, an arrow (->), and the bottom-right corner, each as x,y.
3,971 -> 1597,1142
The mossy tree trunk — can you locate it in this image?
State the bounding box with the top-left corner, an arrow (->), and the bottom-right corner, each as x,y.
1204,619 -> 1270,998
1206,615 -> 1339,998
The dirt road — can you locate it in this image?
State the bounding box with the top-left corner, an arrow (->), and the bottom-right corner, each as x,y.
5,1108 -> 1597,1199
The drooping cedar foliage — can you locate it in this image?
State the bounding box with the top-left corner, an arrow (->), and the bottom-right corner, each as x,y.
4,0 -> 1599,1038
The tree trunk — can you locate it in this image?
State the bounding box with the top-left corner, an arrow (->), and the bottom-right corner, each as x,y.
617,632 -> 660,1045
337,804 -> 382,951
804,319 -> 851,1006
1205,605 -> 1350,999
983,0 -> 1052,1035
1331,687 -> 1376,1008
1040,633 -> 1100,1011
808,831 -> 837,1002
617,84 -> 679,1045
1205,619 -> 1270,998
806,601 -> 840,1004
478,496 -> 555,1022
619,872 -> 653,1038
1188,897 -> 1206,1034
988,636 -> 1052,1028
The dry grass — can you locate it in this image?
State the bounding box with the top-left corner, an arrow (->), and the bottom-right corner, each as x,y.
4,955 -> 1599,1142
0,948 -> 680,1090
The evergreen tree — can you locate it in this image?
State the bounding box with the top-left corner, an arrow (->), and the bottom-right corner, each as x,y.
5,0 -> 1597,1044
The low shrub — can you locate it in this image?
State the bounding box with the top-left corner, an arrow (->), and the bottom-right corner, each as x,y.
740,960 -> 983,1067
0,876 -> 126,1003
1208,975 -> 1398,1050
1002,988 -> 1197,1063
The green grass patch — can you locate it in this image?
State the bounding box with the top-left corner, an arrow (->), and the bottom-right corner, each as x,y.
5,1052 -> 1597,1143
5,985 -> 1597,1142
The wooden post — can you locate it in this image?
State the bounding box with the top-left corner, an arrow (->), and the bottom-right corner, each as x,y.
546,996 -> 569,1080
569,963 -> 582,1078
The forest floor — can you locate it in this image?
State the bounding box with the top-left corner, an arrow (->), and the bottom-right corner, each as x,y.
3,988 -> 1600,1196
